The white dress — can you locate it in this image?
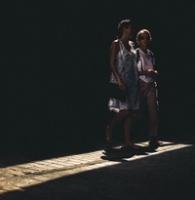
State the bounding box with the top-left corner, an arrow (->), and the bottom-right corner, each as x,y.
108,40 -> 140,112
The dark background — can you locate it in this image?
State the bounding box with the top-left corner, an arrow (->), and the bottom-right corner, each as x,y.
6,1 -> 195,153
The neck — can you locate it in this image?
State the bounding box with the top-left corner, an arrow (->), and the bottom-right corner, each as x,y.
140,47 -> 148,53
120,35 -> 129,43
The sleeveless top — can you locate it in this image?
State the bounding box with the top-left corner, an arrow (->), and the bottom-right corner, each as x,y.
108,40 -> 139,112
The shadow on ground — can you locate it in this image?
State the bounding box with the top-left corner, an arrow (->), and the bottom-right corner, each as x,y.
1,143 -> 195,200
0,136 -> 195,168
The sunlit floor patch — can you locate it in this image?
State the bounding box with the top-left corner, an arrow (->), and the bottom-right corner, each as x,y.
0,141 -> 192,195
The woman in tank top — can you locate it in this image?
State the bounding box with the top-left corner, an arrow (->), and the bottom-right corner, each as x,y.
106,19 -> 140,151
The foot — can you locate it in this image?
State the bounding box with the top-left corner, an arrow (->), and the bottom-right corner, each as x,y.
147,137 -> 160,151
104,140 -> 113,152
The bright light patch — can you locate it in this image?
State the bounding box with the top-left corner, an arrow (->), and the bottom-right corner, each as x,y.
0,141 -> 192,195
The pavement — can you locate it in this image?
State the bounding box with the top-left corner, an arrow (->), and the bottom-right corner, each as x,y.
0,139 -> 195,200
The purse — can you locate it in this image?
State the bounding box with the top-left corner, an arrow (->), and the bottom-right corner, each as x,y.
108,82 -> 126,101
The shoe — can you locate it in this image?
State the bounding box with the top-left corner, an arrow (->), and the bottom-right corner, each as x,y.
104,141 -> 113,153
147,137 -> 160,151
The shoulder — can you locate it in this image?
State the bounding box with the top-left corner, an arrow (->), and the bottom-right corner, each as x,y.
111,39 -> 120,50
129,40 -> 136,53
147,49 -> 154,56
128,40 -> 135,47
112,39 -> 120,46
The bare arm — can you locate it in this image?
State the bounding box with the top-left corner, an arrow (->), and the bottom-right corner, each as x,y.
110,40 -> 126,90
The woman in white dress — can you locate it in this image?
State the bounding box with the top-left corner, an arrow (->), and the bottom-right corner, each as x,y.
106,19 -> 139,151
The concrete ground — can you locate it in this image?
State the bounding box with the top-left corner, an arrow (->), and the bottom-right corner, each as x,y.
0,138 -> 195,200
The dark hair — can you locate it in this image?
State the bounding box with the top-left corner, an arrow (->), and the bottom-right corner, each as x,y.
136,29 -> 152,42
118,19 -> 132,38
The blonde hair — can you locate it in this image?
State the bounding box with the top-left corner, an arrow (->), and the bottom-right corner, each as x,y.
136,29 -> 152,42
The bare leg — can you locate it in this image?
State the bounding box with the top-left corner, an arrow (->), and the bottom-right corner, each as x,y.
106,110 -> 130,143
147,87 -> 159,137
123,115 -> 133,146
146,87 -> 160,149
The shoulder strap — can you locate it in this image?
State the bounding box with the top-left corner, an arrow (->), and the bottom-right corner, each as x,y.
136,49 -> 140,63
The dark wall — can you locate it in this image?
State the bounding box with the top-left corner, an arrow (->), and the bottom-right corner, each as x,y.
7,1 -> 195,152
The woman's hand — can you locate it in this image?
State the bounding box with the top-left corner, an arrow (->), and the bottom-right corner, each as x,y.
144,69 -> 158,77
